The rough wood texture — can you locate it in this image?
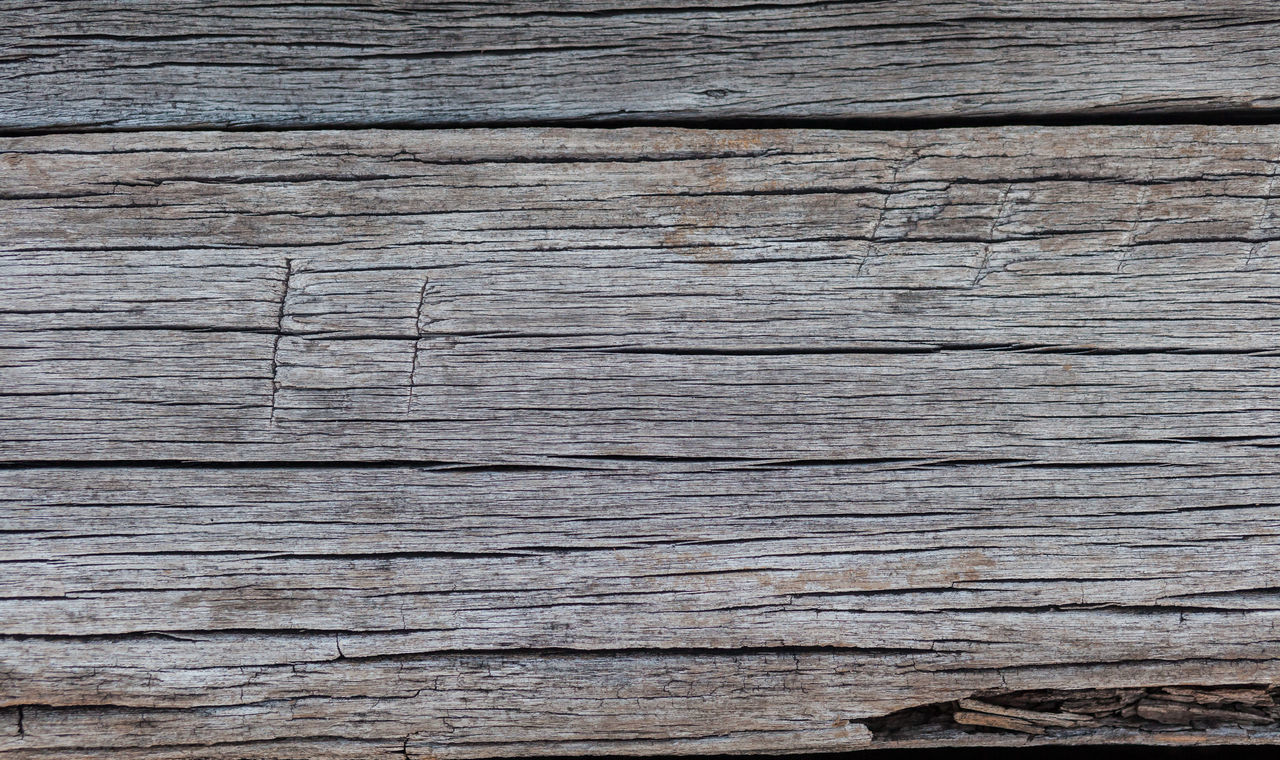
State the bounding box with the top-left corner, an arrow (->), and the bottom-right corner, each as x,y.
5,126 -> 1280,462
6,126 -> 1280,755
7,1 -> 1280,130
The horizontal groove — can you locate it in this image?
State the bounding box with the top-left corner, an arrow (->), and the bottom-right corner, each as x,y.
0,457 -> 879,471
0,633 -> 933,659
6,634 -> 1273,665
0,459 -> 576,471
590,344 -> 1280,356
13,107 -> 1280,137
6,325 -> 1278,357
0,456 -> 1185,471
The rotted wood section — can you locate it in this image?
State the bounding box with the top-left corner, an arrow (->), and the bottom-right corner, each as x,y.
4,126 -> 1280,756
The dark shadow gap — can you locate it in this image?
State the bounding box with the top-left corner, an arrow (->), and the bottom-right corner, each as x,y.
15,108 -> 1280,136
0,456 -> 1194,471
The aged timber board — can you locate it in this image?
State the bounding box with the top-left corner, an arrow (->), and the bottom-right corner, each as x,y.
6,1 -> 1280,130
4,126 -> 1280,461
3,126 -> 1280,756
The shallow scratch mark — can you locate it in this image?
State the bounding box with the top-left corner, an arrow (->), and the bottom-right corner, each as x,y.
1117,184 -> 1150,274
972,183 -> 1013,287
1247,160 -> 1280,270
856,149 -> 916,278
856,192 -> 891,279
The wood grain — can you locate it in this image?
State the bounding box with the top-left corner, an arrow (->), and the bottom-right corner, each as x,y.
7,463 -> 1280,647
4,126 -> 1280,462
6,1 -> 1280,130
8,639 -> 1280,758
6,125 -> 1280,754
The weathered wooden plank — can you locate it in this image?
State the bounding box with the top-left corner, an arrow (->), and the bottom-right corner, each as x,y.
6,1 -> 1280,129
5,463 -> 1280,650
7,125 -> 1280,754
7,633 -> 1280,757
4,126 -> 1280,462
5,463 -> 1280,754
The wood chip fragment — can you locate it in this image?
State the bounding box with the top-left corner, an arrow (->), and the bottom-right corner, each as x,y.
953,710 -> 1046,735
1157,687 -> 1274,708
958,698 -> 1090,728
1137,699 -> 1274,726
1059,689 -> 1146,716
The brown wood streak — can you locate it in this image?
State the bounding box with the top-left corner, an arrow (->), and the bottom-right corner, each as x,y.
4,125 -> 1280,755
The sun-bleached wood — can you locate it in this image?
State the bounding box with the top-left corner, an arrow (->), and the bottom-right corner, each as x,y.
6,465 -> 1280,755
4,126 -> 1280,462
5,126 -> 1280,755
8,633 -> 1280,758
6,1 -> 1280,129
7,462 -> 1280,647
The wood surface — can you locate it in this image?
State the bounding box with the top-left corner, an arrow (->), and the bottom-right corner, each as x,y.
6,126 -> 1280,461
5,125 -> 1280,755
7,1 -> 1280,130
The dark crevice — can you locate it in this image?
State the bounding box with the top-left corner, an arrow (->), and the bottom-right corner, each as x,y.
584,344 -> 1280,357
70,548 -> 534,560
0,456 -> 1191,471
0,632 -> 928,659
9,322 -> 1280,358
16,107 -> 1280,136
0,459 -> 598,471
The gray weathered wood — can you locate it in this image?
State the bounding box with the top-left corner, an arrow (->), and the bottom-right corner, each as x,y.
4,126 -> 1280,462
8,638 -> 1280,757
6,463 -> 1280,648
6,1 -> 1280,130
6,125 -> 1280,755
